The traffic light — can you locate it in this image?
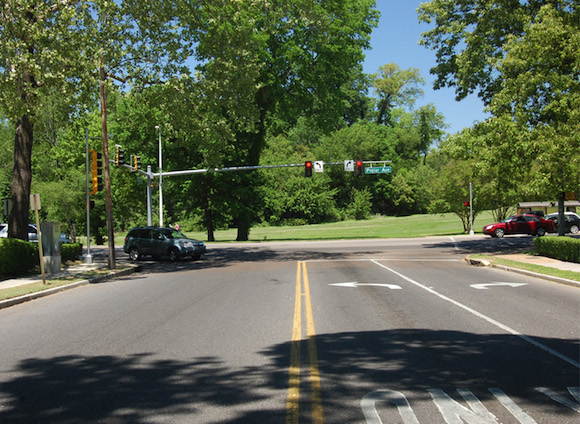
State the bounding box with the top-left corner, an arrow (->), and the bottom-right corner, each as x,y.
356,160 -> 363,176
464,201 -> 470,207
90,149 -> 103,194
133,155 -> 141,171
115,146 -> 125,166
305,161 -> 313,177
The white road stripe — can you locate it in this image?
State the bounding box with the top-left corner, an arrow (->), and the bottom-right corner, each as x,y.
370,259 -> 580,369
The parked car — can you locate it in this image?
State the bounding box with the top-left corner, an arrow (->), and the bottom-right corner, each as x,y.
124,226 -> 206,261
0,223 -> 71,243
482,214 -> 555,238
546,212 -> 580,235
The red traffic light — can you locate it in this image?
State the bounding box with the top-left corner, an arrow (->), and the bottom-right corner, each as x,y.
356,160 -> 363,176
305,161 -> 313,177
464,201 -> 470,207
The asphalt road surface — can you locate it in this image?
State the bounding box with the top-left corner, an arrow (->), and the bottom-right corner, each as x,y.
0,235 -> 578,423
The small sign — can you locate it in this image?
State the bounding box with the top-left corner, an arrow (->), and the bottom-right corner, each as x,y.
344,160 -> 354,172
30,193 -> 41,210
314,161 -> 324,173
364,166 -> 392,175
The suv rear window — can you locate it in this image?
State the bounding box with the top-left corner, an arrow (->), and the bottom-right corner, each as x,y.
129,229 -> 149,239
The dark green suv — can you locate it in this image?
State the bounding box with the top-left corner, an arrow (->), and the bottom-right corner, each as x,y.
123,226 -> 206,261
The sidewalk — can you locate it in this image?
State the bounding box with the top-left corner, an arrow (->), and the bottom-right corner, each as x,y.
466,254 -> 580,287
0,259 -> 138,310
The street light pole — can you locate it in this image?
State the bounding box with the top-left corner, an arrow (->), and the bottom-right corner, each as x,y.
100,58 -> 116,269
156,125 -> 163,228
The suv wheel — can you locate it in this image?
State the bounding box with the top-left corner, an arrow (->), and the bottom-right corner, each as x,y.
129,247 -> 141,261
168,248 -> 180,262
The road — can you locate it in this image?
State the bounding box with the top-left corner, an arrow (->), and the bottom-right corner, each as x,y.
0,235 -> 578,423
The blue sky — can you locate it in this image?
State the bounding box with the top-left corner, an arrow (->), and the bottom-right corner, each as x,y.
364,0 -> 488,134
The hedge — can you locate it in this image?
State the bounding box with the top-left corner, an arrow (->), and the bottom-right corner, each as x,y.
534,236 -> 580,263
61,243 -> 83,262
0,238 -> 38,276
0,240 -> 83,277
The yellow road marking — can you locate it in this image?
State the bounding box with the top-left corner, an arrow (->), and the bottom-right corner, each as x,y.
286,261 -> 325,424
286,262 -> 302,424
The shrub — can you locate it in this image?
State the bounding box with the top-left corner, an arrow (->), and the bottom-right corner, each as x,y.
61,243 -> 83,262
534,236 -> 580,263
347,188 -> 373,221
0,238 -> 38,276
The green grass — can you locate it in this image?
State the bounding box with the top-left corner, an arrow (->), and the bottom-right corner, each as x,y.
0,279 -> 82,301
179,211 -> 496,243
0,266 -> 124,301
90,211 -> 491,245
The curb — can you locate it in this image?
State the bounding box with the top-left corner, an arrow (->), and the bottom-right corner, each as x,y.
465,257 -> 580,288
0,264 -> 140,310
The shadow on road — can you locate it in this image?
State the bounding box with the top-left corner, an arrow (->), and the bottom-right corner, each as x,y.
0,329 -> 577,423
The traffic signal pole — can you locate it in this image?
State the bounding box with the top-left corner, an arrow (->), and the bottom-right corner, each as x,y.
85,128 -> 92,264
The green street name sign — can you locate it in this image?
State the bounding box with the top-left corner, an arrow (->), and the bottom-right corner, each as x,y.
364,166 -> 392,175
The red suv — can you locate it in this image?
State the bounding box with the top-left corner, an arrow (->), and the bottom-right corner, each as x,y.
483,214 -> 555,238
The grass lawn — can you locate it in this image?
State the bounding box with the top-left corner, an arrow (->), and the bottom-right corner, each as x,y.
175,211 -> 497,243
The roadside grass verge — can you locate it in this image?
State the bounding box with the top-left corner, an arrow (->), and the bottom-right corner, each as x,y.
470,254 -> 580,282
0,267 -> 126,302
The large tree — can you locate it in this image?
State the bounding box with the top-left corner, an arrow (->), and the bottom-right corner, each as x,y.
419,0 -> 578,231
371,63 -> 425,126
0,0 -> 190,240
188,0 -> 379,240
417,0 -> 574,104
489,4 -> 579,231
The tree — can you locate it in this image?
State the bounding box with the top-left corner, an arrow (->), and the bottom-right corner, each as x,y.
188,0 -> 379,240
416,104 -> 447,165
429,159 -> 479,233
441,122 -> 524,222
489,4 -> 580,233
371,63 -> 425,125
417,0 -> 573,104
0,0 -> 191,240
420,0 -> 579,232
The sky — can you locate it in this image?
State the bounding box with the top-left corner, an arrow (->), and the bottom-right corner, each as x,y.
364,0 -> 488,134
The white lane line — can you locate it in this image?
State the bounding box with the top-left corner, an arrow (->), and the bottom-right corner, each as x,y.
449,236 -> 459,252
370,259 -> 580,369
306,258 -> 461,263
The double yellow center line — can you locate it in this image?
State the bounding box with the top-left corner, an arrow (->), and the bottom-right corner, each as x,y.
286,261 -> 325,424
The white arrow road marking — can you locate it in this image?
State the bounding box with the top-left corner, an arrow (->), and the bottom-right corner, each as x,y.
470,282 -> 528,290
370,260 -> 580,369
329,282 -> 402,289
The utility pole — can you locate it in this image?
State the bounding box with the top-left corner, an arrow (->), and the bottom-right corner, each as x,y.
100,57 -> 116,270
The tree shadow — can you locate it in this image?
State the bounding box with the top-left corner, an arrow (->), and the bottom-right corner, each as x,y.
0,330 -> 577,423
424,236 -> 537,255
125,244 -> 389,276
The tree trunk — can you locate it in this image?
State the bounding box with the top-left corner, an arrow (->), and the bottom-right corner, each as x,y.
558,192 -> 565,237
235,87 -> 269,242
201,176 -> 215,242
9,115 -> 34,240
